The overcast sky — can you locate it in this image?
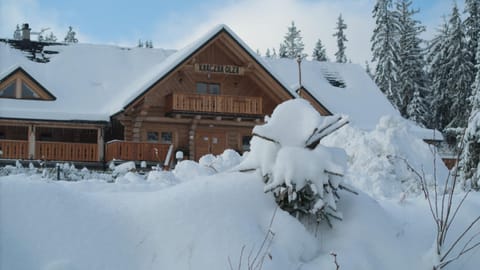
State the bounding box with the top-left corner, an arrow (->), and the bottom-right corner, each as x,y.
0,0 -> 464,64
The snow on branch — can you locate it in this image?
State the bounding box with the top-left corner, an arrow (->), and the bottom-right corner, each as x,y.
237,99 -> 355,228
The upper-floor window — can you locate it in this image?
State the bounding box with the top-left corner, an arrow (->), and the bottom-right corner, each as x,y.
0,79 -> 40,99
196,82 -> 220,95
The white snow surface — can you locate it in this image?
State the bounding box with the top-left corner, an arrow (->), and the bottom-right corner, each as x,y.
2,99 -> 478,270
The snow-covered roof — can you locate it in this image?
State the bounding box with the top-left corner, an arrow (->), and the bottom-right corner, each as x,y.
264,58 -> 397,130
263,58 -> 442,140
0,24 -> 441,140
0,42 -> 176,122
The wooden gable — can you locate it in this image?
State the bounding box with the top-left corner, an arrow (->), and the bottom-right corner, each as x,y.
0,67 -> 56,101
122,27 -> 293,118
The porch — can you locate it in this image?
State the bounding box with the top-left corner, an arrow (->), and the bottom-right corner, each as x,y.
0,124 -> 103,162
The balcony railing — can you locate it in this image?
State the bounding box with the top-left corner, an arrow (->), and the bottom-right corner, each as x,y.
166,93 -> 263,116
0,139 -> 29,159
36,141 -> 98,162
105,140 -> 171,162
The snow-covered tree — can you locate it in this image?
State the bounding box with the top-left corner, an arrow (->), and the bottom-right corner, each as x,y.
333,14 -> 348,63
137,39 -> 144,48
460,38 -> 480,189
279,21 -> 307,59
265,48 -> 272,58
145,40 -> 154,48
237,99 -> 354,227
444,3 -> 474,127
427,18 -> 450,129
312,39 -> 328,61
45,32 -> 57,42
271,48 -> 278,59
394,0 -> 429,123
64,26 -> 78,43
371,0 -> 400,108
465,0 -> 480,68
13,24 -> 21,40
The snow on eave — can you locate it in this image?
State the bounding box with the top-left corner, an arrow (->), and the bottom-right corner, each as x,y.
116,24 -> 295,115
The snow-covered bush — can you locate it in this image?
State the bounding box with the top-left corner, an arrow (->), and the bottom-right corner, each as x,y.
238,99 -> 353,227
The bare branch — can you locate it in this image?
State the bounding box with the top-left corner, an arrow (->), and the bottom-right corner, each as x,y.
441,215 -> 480,261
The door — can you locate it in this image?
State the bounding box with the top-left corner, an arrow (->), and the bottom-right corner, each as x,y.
194,129 -> 226,160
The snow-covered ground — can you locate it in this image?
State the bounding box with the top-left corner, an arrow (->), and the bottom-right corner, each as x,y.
1,101 -> 479,270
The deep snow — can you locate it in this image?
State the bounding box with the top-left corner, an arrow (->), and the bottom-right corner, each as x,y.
1,100 -> 479,270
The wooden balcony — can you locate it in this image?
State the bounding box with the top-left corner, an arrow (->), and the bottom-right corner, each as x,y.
166,93 -> 263,116
106,140 -> 171,162
0,139 -> 29,159
36,142 -> 98,162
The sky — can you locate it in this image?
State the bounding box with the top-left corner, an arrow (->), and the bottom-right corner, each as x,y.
0,0 -> 465,65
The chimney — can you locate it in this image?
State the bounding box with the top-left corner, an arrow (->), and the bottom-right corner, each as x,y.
21,23 -> 31,40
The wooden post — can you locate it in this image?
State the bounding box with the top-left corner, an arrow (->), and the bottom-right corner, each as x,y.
28,125 -> 35,159
97,127 -> 104,162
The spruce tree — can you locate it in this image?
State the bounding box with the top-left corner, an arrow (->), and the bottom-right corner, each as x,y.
64,26 -> 78,43
444,3 -> 474,127
265,48 -> 272,58
427,19 -> 450,129
137,39 -> 144,48
45,32 -> 57,42
312,39 -> 328,61
465,0 -> 480,68
395,0 -> 428,122
460,38 -> 480,189
333,14 -> 348,63
371,0 -> 400,109
279,21 -> 307,59
13,24 -> 21,40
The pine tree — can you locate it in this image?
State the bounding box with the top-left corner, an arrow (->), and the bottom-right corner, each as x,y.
444,3 -> 474,127
272,48 -> 278,59
265,48 -> 272,58
465,0 -> 480,68
395,0 -> 429,122
312,39 -> 328,61
371,0 -> 400,109
427,18 -> 451,129
45,32 -> 57,42
279,21 -> 307,59
64,26 -> 78,43
13,24 -> 21,40
137,39 -> 144,48
460,38 -> 480,189
333,14 -> 348,63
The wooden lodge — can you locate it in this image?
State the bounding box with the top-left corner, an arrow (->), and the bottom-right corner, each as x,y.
0,24 -> 442,167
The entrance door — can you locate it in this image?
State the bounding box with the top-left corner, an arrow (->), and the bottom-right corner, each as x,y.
194,130 -> 226,160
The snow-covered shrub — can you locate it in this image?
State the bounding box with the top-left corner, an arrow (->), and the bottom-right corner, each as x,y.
238,99 -> 353,227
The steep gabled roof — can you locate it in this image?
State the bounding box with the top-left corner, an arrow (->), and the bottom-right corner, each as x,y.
116,24 -> 295,113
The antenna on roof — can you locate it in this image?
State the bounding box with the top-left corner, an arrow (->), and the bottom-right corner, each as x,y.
296,54 -> 302,95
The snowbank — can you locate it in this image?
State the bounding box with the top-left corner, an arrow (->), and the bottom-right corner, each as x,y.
323,115 -> 449,199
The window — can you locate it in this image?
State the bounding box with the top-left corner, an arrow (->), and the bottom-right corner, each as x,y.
21,82 -> 40,99
0,80 -> 42,99
196,82 -> 220,95
0,82 -> 16,98
161,132 -> 172,144
147,131 -> 159,142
